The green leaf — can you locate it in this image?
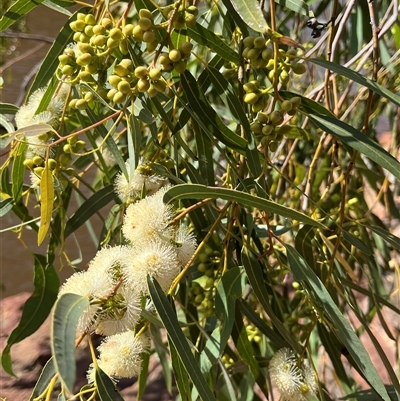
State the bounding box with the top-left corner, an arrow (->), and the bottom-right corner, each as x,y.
232,302 -> 260,379
180,70 -> 247,151
279,91 -> 335,117
309,59 -> 400,107
147,277 -> 217,401
1,256 -> 59,376
28,7 -> 90,97
170,342 -> 191,401
0,103 -> 19,114
285,244 -> 392,401
366,225 -> 400,251
0,198 -> 14,217
229,0 -> 269,33
64,185 -> 116,238
30,357 -> 56,400
137,350 -> 150,400
164,184 -> 326,229
241,248 -> 302,353
308,114 -> 400,181
185,24 -> 239,63
42,0 -> 73,16
11,140 -> 28,203
200,267 -> 246,373
0,0 -> 45,31
274,0 -> 309,16
38,163 -> 55,245
295,225 -> 316,270
95,366 -> 125,401
51,293 -> 90,394
341,229 -> 372,255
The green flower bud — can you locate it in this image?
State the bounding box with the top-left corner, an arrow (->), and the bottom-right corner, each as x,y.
48,158 -> 57,169
77,13 -> 86,21
92,24 -> 106,35
63,144 -> 72,154
134,66 -> 148,79
290,96 -> 301,108
262,124 -> 273,135
174,60 -> 187,74
84,25 -> 94,37
142,30 -> 156,43
75,140 -> 86,151
138,17 -> 152,31
186,5 -> 199,16
101,17 -> 113,29
33,155 -> 44,166
113,91 -> 127,103
250,121 -> 262,133
92,34 -> 107,47
146,40 -> 158,52
243,36 -> 255,48
61,65 -> 75,76
132,25 -> 144,40
169,49 -> 182,62
78,71 -> 94,82
107,88 -> 118,100
184,12 -> 196,28
246,48 -> 261,61
118,80 -> 132,94
23,159 -> 35,169
253,36 -> 266,49
281,100 -> 293,112
244,92 -> 259,105
139,9 -> 153,20
119,38 -> 129,54
75,99 -> 88,110
291,62 -> 306,75
76,53 -> 92,66
180,41 -> 193,56
137,78 -> 150,92
58,54 -> 72,66
123,24 -> 134,36
59,153 -> 72,166
270,110 -> 283,125
243,81 -> 258,93
152,80 -> 166,93
70,20 -> 86,32
108,75 -> 122,87
257,112 -> 269,124
85,14 -> 96,25
147,84 -> 158,98
33,167 -> 44,176
107,37 -> 120,49
261,48 -> 273,60
269,141 -> 279,151
149,67 -> 161,80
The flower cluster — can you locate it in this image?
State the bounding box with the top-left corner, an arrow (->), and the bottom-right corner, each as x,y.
58,185 -> 196,380
269,348 -> 318,401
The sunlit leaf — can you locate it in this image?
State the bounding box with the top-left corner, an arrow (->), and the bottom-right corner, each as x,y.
164,184 -> 326,229
309,59 -> 400,107
51,293 -> 89,394
285,244 -> 391,401
0,0 -> 45,31
308,114 -> 400,181
38,163 -> 54,245
147,277 -> 216,401
95,366 -> 125,400
229,0 -> 269,33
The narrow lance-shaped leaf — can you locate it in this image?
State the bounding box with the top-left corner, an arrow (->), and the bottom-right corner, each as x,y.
229,0 -> 269,33
164,184 -> 326,229
0,0 -> 45,31
285,244 -> 391,401
95,366 -> 125,401
309,59 -> 400,107
308,114 -> 400,181
51,293 -> 90,394
147,277 -> 217,401
38,163 -> 55,245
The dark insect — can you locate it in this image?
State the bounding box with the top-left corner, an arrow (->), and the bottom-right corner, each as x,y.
307,17 -> 330,38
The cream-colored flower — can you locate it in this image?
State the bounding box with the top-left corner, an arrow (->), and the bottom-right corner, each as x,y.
122,186 -> 174,246
59,270 -> 114,333
95,283 -> 141,336
122,239 -> 180,294
175,225 -> 197,266
95,332 -> 150,379
269,348 -> 317,401
114,159 -> 166,202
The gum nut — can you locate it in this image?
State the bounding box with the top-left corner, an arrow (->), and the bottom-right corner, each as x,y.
139,9 -> 153,20
85,14 -> 96,25
281,100 -> 293,112
243,36 -> 256,48
244,93 -> 259,105
134,66 -> 148,79
137,78 -> 150,92
257,112 -> 269,124
169,49 -> 182,62
253,36 -> 266,49
149,68 -> 162,80
109,27 -> 123,40
142,30 -> 156,43
139,17 -> 153,31
123,24 -> 134,36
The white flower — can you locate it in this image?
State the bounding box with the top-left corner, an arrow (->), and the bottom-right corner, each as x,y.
175,225 -> 197,266
95,283 -> 141,336
87,245 -> 137,281
59,270 -> 114,333
122,239 -> 180,294
114,159 -> 166,202
269,348 -> 305,401
122,186 -> 174,246
95,332 -> 150,379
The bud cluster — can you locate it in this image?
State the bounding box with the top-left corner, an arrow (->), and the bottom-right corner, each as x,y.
159,41 -> 193,74
242,36 -> 306,85
249,97 -> 302,151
